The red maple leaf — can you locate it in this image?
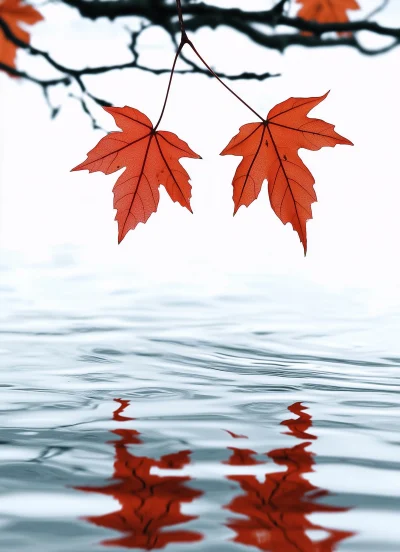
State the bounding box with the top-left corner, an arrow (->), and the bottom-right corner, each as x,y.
220,92 -> 353,254
0,0 -> 42,69
296,0 -> 360,26
72,106 -> 201,243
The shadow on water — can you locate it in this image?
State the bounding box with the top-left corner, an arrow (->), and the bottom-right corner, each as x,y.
76,400 -> 354,550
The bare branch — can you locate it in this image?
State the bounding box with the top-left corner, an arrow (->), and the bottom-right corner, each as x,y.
57,0 -> 400,44
367,0 -> 390,21
1,0 -> 397,124
0,61 -> 70,87
0,13 -> 278,125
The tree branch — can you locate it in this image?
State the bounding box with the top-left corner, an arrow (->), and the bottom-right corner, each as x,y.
0,14 -> 278,125
1,0 -> 397,124
58,0 -> 400,44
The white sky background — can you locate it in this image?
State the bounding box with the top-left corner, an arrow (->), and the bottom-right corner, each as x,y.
0,0 -> 399,302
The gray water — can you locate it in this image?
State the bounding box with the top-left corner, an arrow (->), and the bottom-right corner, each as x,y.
0,251 -> 399,552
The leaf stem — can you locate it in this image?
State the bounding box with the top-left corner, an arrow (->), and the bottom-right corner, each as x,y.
155,0 -> 264,130
153,0 -> 189,130
186,39 -> 264,121
154,38 -> 185,130
178,0 -> 263,121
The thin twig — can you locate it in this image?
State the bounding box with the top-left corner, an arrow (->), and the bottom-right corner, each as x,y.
367,0 -> 390,21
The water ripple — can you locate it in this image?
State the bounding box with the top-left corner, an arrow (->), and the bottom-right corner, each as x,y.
0,258 -> 399,551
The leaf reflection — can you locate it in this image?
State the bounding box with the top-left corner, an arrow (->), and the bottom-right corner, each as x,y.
224,402 -> 354,551
75,399 -> 203,549
76,400 -> 353,550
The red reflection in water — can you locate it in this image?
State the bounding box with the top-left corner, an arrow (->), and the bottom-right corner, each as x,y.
76,399 -> 203,549
224,402 -> 353,551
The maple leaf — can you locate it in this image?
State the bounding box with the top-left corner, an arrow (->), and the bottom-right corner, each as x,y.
296,0 -> 360,26
72,106 -> 201,243
0,0 -> 43,70
220,92 -> 353,254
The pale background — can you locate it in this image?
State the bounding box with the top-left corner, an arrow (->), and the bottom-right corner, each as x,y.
0,0 -> 399,297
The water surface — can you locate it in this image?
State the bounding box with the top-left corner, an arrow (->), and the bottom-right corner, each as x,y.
0,252 -> 399,551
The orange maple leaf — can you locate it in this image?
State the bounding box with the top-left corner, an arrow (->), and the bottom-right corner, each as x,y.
221,92 -> 353,254
296,0 -> 360,26
72,106 -> 201,243
0,0 -> 42,70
